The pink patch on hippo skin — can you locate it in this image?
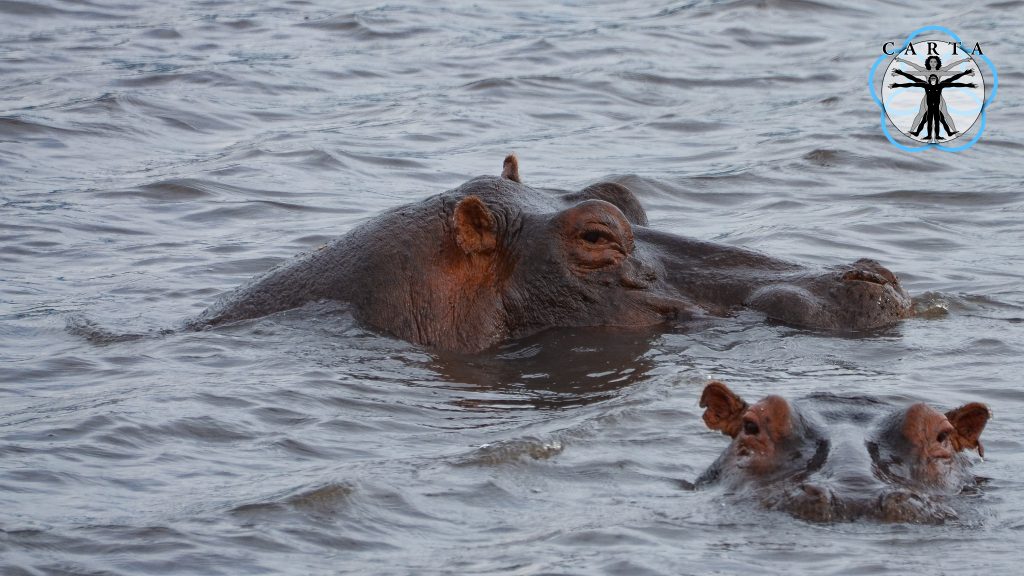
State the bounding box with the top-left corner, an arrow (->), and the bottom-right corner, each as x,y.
700,381 -> 793,475
453,196 -> 498,254
901,403 -> 957,484
905,401 -> 991,463
900,401 -> 990,485
734,395 -> 793,475
556,199 -> 635,273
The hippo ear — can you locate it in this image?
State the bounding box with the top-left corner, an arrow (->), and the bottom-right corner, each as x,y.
453,195 -> 498,255
945,403 -> 992,458
501,153 -> 521,183
700,381 -> 749,438
561,182 -> 648,227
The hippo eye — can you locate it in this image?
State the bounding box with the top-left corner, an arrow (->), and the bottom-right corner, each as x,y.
743,420 -> 759,436
937,431 -> 950,444
582,231 -> 603,244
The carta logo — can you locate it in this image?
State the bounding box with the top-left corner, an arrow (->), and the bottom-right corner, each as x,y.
870,27 -> 997,152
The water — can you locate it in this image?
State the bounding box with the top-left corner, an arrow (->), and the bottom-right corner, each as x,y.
2,0 -> 1023,573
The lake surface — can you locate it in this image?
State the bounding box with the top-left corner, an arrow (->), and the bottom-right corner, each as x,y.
2,0 -> 1023,573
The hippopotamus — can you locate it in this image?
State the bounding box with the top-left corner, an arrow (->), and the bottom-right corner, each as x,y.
190,155 -> 913,352
697,381 -> 992,523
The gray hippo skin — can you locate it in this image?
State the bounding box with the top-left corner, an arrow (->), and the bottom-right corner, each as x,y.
190,155 -> 913,352
698,381 -> 992,523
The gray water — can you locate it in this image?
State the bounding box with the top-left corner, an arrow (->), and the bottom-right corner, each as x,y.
2,0 -> 1023,574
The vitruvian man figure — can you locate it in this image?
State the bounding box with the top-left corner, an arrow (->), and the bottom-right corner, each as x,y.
889,67 -> 976,142
891,55 -> 972,137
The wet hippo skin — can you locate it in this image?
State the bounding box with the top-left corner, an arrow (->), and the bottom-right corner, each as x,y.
190,155 -> 914,352
697,381 -> 992,523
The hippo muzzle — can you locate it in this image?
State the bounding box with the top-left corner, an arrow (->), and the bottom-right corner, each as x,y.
635,225 -> 913,331
762,431 -> 958,523
770,481 -> 958,524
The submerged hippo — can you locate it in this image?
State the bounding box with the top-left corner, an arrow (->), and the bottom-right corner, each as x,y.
191,155 -> 913,352
697,381 -> 991,523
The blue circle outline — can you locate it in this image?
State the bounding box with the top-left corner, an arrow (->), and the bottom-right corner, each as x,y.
869,26 -> 998,152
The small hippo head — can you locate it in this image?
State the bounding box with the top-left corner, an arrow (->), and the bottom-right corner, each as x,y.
697,381 -> 991,523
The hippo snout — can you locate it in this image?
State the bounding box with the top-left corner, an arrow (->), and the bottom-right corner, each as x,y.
772,483 -> 957,523
618,257 -> 658,290
776,482 -> 840,522
877,490 -> 957,523
740,257 -> 912,330
822,258 -> 913,329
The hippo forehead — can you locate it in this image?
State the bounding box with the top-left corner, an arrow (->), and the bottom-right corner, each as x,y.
785,395 -> 939,456
796,393 -> 892,428
739,394 -> 887,453
760,396 -> 978,493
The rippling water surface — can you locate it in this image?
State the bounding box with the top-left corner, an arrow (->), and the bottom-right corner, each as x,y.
2,0 -> 1023,573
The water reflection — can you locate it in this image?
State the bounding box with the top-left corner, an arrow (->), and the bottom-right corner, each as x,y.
427,325 -> 664,409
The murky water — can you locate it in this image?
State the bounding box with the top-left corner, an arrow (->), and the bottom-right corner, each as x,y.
2,0 -> 1023,573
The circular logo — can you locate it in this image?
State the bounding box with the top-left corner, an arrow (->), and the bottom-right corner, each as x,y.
880,40 -> 985,144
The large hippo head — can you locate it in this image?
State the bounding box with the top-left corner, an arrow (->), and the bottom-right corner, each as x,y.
193,155 -> 913,352
697,381 -> 991,523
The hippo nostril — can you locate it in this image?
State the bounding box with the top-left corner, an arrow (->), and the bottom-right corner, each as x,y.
841,270 -> 889,285
619,275 -> 650,289
877,490 -> 950,523
801,484 -> 822,497
619,260 -> 657,289
882,491 -> 912,505
776,483 -> 838,522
